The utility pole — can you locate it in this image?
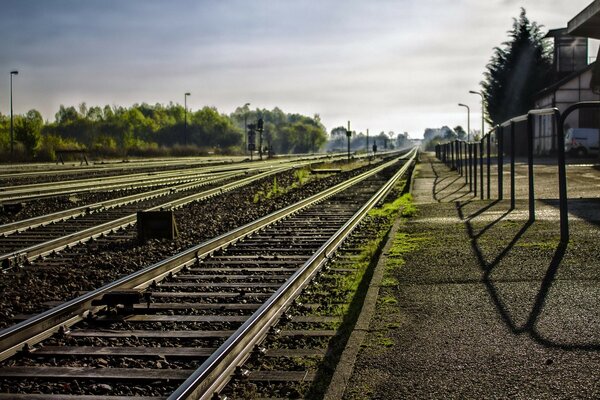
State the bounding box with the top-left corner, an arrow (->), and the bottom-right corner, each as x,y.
10,70 -> 18,162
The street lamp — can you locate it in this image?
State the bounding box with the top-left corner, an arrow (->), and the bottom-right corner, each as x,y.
469,90 -> 485,137
458,103 -> 470,141
244,102 -> 250,155
10,70 -> 18,161
184,92 -> 190,144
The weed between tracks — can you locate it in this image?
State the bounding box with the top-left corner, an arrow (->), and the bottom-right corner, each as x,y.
221,171 -> 421,399
253,168 -> 312,203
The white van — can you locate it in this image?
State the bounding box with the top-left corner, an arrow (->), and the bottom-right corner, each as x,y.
564,128 -> 599,157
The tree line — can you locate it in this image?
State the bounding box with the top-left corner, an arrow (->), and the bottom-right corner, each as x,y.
326,126 -> 411,152
0,102 -> 329,162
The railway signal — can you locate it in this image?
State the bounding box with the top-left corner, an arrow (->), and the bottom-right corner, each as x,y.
257,118 -> 264,160
247,123 -> 256,160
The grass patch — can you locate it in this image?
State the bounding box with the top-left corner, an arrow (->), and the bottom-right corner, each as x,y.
369,193 -> 417,220
386,232 -> 430,271
253,168 -> 312,203
377,336 -> 394,347
516,239 -> 560,250
379,295 -> 398,306
381,277 -> 398,287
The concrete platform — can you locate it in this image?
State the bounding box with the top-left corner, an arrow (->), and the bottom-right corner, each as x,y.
339,153 -> 600,399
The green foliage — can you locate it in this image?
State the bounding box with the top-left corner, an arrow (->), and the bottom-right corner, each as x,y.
37,134 -> 84,161
293,168 -> 310,186
369,193 -> 417,220
481,8 -> 553,125
14,109 -> 43,156
253,169 -> 311,203
0,112 -> 9,150
230,106 -> 327,154
6,102 -> 329,161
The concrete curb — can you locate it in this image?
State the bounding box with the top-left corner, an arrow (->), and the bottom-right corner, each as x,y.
323,213 -> 405,400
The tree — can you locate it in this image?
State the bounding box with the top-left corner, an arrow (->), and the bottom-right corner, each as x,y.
15,109 -> 43,156
481,8 -> 552,126
454,125 -> 467,141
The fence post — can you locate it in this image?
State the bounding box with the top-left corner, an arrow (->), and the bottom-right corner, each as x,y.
473,142 -> 477,196
510,120 -> 516,210
464,142 -> 469,183
468,143 -> 473,192
480,138 -> 484,199
526,114 -> 535,222
497,126 -> 504,200
487,132 -> 491,199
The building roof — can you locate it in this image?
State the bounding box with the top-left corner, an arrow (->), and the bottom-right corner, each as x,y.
568,0 -> 600,39
535,62 -> 595,99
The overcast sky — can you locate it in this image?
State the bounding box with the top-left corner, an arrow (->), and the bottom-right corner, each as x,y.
0,0 -> 597,138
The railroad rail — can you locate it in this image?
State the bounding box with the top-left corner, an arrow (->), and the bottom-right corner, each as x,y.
0,148 -> 416,399
0,152 -> 406,269
0,151 -> 402,205
0,165 -> 289,270
0,164 -> 259,205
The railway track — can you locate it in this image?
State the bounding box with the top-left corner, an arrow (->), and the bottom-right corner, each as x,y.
0,152 -> 404,270
0,163 -> 261,205
0,152 -> 366,204
0,166 -> 289,270
0,148 -> 416,399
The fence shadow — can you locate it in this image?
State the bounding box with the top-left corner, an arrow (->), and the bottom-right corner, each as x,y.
431,162 -> 471,202
540,198 -> 600,227
456,201 -> 600,351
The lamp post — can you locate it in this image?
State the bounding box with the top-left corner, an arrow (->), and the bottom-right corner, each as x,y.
243,102 -> 250,155
458,103 -> 470,141
184,92 -> 190,145
470,90 -> 485,199
469,90 -> 485,137
10,70 -> 18,161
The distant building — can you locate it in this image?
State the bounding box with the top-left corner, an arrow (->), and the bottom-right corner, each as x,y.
531,28 -> 599,155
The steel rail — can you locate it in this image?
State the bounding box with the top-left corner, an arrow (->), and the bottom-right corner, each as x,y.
0,149 -> 402,189
0,152 -> 371,204
0,157 -> 239,180
169,147 -> 417,399
0,149 -> 413,363
0,150 -> 382,264
0,165 -> 289,269
0,167 -> 250,204
0,170 -> 243,236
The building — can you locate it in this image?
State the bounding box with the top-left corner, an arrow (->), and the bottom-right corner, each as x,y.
531,28 -> 598,155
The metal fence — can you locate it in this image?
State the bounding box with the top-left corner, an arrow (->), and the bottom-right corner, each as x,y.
434,101 -> 600,244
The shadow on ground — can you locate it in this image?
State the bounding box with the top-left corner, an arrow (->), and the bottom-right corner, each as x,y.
455,200 -> 600,351
540,198 -> 600,227
431,162 -> 472,202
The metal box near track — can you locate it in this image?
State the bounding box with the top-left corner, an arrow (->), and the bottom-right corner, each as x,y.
137,210 -> 179,242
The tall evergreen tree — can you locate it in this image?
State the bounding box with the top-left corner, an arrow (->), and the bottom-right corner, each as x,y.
481,8 -> 552,126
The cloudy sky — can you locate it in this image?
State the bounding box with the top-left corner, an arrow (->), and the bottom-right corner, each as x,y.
0,0 -> 596,138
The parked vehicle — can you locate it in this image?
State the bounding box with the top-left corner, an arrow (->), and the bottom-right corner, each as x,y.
564,128 -> 599,157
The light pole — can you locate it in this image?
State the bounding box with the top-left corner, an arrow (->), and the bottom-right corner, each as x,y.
458,103 -> 470,141
184,92 -> 190,145
469,90 -> 485,137
10,70 -> 18,161
243,102 -> 250,155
